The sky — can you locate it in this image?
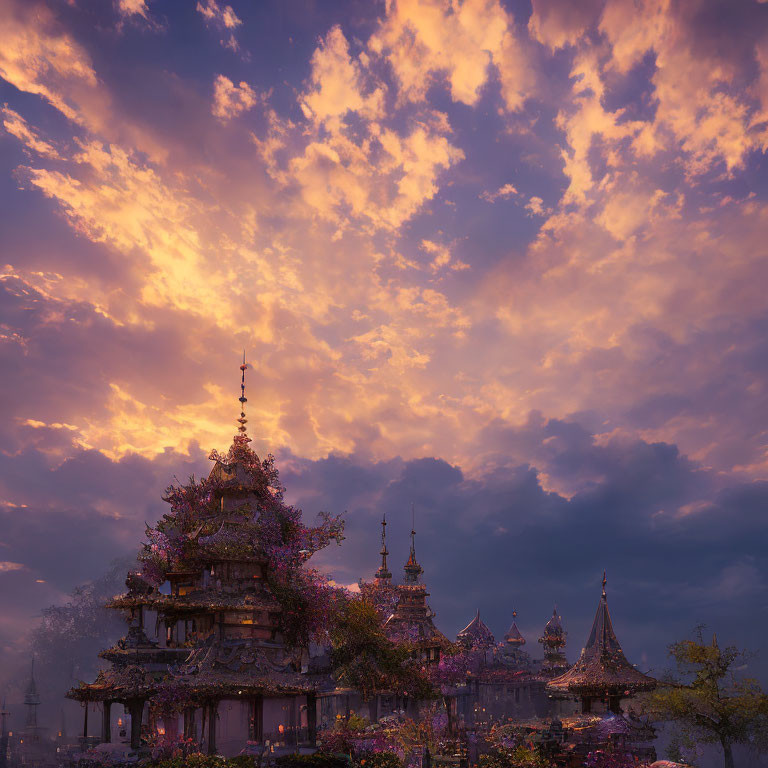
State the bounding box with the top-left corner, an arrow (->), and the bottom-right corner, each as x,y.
2,0 -> 768,718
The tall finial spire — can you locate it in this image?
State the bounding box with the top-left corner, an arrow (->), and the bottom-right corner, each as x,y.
374,513 -> 392,583
602,570 -> 607,600
404,503 -> 423,583
236,351 -> 250,443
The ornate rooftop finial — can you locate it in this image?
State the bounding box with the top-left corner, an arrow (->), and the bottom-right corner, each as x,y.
602,570 -> 607,600
236,351 -> 251,443
374,513 -> 392,583
404,503 -> 423,583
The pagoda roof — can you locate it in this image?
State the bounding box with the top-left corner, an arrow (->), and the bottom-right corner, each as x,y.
504,620 -> 526,646
107,590 -> 280,614
547,578 -> 656,697
173,637 -> 316,695
457,610 -> 496,648
68,638 -> 317,702
384,614 -> 452,648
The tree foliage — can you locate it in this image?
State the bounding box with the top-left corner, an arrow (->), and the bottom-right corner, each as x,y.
642,627 -> 768,768
329,595 -> 436,701
30,557 -> 131,692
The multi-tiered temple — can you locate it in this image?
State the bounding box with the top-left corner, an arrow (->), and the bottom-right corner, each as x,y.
68,359 -> 341,757
383,521 -> 450,664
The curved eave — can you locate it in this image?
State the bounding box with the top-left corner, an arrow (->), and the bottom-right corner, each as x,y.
107,593 -> 281,614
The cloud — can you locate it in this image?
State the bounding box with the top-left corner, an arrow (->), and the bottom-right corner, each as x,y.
525,196 -> 546,216
480,182 -> 519,202
116,0 -> 149,20
369,0 -> 534,111
300,25 -> 384,127
263,25 -> 464,232
0,1 -> 98,124
211,75 -> 259,121
528,0 -> 604,50
2,106 -> 61,158
196,0 -> 242,51
0,562 -> 26,573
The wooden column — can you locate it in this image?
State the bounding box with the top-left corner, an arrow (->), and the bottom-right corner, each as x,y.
306,693 -> 317,747
183,707 -> 196,741
289,696 -> 298,746
129,701 -> 144,750
367,695 -> 378,725
82,703 -> 89,739
251,696 -> 263,742
101,702 -> 112,743
207,702 -> 218,755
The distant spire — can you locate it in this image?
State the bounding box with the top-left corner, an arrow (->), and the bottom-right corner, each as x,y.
24,657 -> 40,729
505,609 -> 526,646
546,572 -> 656,699
0,694 -> 8,740
236,351 -> 251,443
374,513 -> 392,583
404,503 -> 423,583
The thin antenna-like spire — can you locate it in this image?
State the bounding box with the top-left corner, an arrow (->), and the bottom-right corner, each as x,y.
404,503 -> 423,583
236,351 -> 250,442
374,513 -> 392,582
602,570 -> 607,600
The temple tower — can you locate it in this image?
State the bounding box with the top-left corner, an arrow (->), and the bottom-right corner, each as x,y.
0,697 -> 9,768
384,509 -> 449,663
24,659 -> 41,731
373,514 -> 392,586
547,573 -> 656,713
538,607 -> 568,676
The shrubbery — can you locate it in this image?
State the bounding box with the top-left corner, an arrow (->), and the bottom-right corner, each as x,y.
275,753 -> 352,768
477,746 -> 550,768
354,751 -> 403,768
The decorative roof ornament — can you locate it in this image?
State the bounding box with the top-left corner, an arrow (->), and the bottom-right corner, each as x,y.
374,513 -> 392,583
235,350 -> 251,444
504,609 -> 526,646
457,609 -> 496,649
404,503 -> 423,583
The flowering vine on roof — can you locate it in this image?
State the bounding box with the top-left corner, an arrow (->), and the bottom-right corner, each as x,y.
136,431 -> 344,648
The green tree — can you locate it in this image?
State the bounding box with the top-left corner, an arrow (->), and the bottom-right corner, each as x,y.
643,628 -> 768,768
329,595 -> 435,708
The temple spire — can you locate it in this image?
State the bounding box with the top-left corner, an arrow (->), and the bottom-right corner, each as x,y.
547,572 -> 656,712
404,503 -> 423,583
236,351 -> 250,443
374,513 -> 392,584
505,609 -> 526,646
24,657 -> 40,729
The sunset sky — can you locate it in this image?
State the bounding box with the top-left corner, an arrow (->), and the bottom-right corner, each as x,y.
2,0 -> 768,692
